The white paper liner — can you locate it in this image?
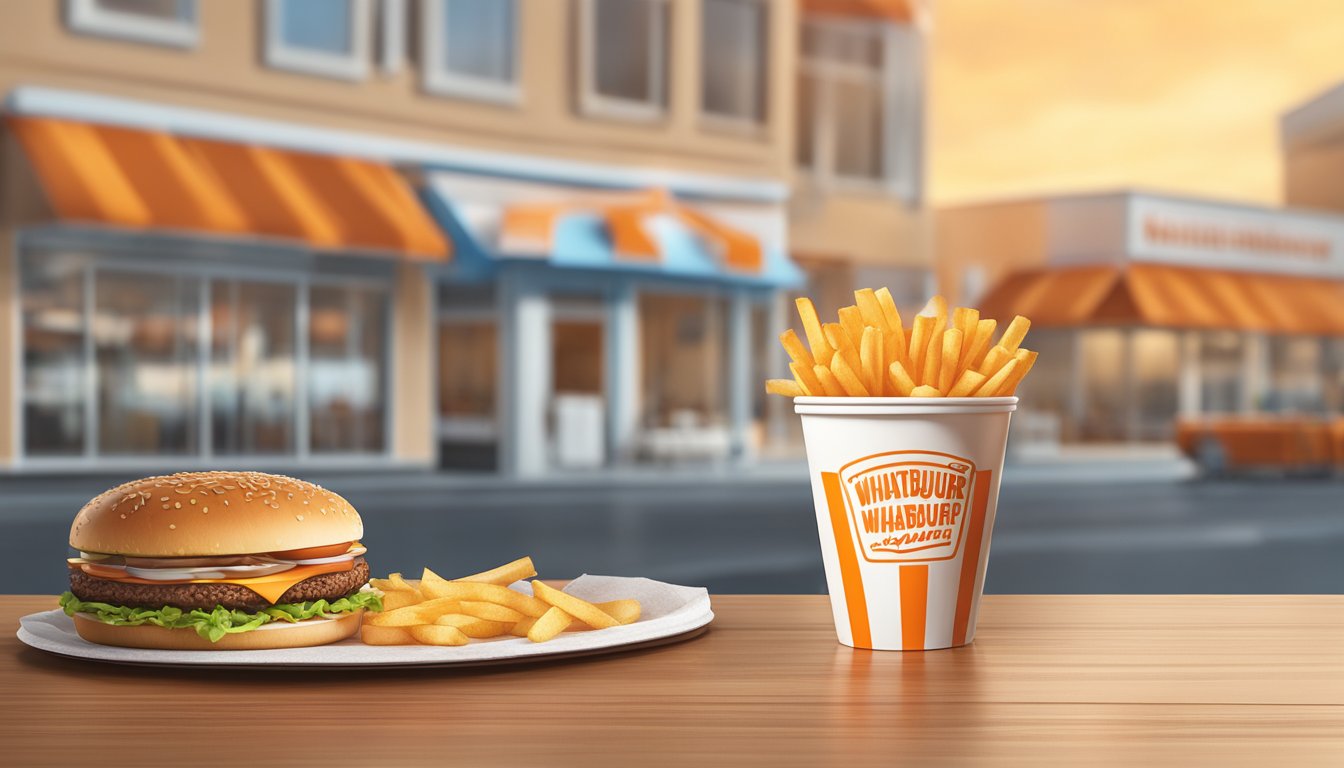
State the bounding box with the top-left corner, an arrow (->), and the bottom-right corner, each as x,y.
16,575 -> 712,667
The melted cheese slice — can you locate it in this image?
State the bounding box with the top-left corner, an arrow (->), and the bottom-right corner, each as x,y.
78,560 -> 355,605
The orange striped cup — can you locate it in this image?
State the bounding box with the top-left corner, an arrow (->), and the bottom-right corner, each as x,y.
795,396 -> 1017,651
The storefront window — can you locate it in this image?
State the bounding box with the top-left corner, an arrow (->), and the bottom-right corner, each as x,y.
21,253 -> 86,456
639,293 -> 729,459
1132,330 -> 1179,440
1325,340 -> 1344,414
93,270 -> 202,455
210,280 -> 297,454
1199,332 -> 1244,414
1266,336 -> 1324,413
438,286 -> 498,470
1079,329 -> 1126,441
309,284 -> 389,454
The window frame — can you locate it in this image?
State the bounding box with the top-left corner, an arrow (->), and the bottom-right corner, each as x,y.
577,0 -> 670,123
64,0 -> 200,49
420,0 -> 522,105
699,0 -> 771,135
263,0 -> 373,82
797,17 -> 923,203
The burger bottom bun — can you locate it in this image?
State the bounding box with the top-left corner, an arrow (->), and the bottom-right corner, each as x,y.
72,610 -> 363,651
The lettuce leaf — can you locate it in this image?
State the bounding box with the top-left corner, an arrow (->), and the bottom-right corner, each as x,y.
59,590 -> 383,643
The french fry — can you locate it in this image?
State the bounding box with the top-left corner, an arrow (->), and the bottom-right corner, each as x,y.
938,328 -> 963,394
976,359 -> 1019,397
795,297 -> 833,365
854,288 -> 888,331
837,306 -> 866,350
408,624 -> 470,647
765,379 -> 803,397
361,625 -> 418,645
531,580 -> 621,630
455,556 -> 538,586
907,315 -> 936,383
1001,349 -> 1038,395
921,296 -> 948,387
457,600 -> 526,623
947,369 -> 987,397
379,589 -> 425,612
597,599 -> 641,625
527,606 -> 574,643
874,287 -> 903,332
952,307 -> 979,347
509,617 -> 536,637
813,364 -> 845,397
791,362 -> 822,396
367,597 -> 462,627
372,573 -> 420,592
998,315 -> 1031,353
977,345 -> 1012,377
420,573 -> 549,617
911,385 -> 942,397
779,329 -> 814,369
887,361 -> 917,396
824,323 -> 862,376
964,318 -> 997,373
860,326 -> 882,396
883,328 -> 909,378
433,615 -> 512,638
830,352 -> 870,397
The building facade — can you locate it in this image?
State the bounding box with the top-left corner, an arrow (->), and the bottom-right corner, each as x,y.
938,191 -> 1344,446
0,0 -> 928,475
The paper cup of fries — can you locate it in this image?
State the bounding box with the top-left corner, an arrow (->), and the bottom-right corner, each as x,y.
767,290 -> 1036,650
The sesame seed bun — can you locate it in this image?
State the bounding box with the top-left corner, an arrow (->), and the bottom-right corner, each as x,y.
69,471 -> 363,556
71,609 -> 364,650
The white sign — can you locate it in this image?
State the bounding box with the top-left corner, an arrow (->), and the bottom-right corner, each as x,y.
1127,195 -> 1344,277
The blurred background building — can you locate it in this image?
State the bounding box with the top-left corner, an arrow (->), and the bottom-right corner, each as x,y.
0,0 -> 928,478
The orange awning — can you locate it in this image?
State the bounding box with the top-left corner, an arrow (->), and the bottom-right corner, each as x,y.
802,0 -> 914,23
978,264 -> 1344,336
7,116 -> 448,260
500,189 -> 765,273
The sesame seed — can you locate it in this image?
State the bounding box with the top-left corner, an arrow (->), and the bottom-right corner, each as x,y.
223,500 -> 230,506
174,502 -> 181,509
169,524 -> 176,530
119,514 -> 126,519
295,515 -> 304,521
190,498 -> 197,505
160,496 -> 169,501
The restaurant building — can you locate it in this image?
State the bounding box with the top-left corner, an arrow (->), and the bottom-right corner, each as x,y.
0,1 -> 928,475
937,190 -> 1344,445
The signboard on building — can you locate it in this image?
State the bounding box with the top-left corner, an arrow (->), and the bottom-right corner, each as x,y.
1126,195 -> 1344,277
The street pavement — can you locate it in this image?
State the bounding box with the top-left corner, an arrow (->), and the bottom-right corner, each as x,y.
3,470 -> 1342,596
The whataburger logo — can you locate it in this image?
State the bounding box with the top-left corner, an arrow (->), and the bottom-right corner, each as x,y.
838,450 -> 976,563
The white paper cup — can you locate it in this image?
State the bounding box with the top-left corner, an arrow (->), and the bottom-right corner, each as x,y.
795,396 -> 1017,651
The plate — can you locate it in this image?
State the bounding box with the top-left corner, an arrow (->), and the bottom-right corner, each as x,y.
16,575 -> 713,669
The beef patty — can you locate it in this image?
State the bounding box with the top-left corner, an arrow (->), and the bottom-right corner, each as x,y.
69,559 -> 370,612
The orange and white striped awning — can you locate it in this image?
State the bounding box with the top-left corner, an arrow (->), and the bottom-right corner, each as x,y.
498,189 -> 765,274
7,116 -> 449,260
977,264 -> 1344,336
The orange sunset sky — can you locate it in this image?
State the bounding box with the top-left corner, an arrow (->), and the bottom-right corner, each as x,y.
928,0 -> 1344,206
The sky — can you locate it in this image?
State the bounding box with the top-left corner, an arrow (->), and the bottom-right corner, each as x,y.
928,0 -> 1344,206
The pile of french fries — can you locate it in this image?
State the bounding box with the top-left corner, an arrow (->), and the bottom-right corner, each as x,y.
362,556 -> 642,646
766,288 -> 1037,398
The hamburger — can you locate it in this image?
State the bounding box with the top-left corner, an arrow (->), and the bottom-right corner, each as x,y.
59,471 -> 380,650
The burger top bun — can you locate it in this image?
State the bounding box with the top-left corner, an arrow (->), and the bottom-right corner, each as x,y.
70,471 -> 363,556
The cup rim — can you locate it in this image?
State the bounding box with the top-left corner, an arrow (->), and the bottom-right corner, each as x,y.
793,396 -> 1018,415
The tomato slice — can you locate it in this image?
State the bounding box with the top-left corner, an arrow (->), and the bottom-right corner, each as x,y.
268,541 -> 356,560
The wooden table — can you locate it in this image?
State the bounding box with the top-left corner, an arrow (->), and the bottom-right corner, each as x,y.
3,594 -> 1342,767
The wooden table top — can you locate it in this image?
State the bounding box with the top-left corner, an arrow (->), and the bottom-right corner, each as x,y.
3,594 -> 1343,767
